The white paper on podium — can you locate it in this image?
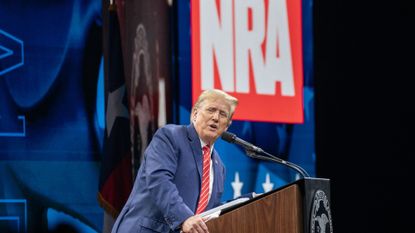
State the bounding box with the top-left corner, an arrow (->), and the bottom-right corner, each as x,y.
199,197 -> 250,221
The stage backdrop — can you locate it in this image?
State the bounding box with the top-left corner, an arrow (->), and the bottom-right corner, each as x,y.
0,0 -> 314,232
0,0 -> 104,233
174,0 -> 315,201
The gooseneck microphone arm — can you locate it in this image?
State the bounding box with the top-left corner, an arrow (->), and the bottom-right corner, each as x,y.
250,150 -> 310,178
221,131 -> 310,178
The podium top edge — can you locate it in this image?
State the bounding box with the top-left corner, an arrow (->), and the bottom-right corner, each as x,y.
302,177 -> 330,181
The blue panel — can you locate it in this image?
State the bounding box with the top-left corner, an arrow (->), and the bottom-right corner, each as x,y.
0,199 -> 27,233
0,217 -> 20,233
0,116 -> 26,137
0,0 -> 104,232
47,208 -> 97,233
0,29 -> 24,76
0,0 -> 103,162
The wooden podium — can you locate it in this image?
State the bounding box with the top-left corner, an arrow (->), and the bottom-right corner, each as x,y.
206,177 -> 332,233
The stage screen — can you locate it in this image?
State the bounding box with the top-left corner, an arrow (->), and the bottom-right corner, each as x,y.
0,0 -> 104,232
175,0 -> 316,201
1,0 -> 315,232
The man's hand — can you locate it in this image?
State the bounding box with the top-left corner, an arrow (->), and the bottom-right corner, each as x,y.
181,215 -> 209,233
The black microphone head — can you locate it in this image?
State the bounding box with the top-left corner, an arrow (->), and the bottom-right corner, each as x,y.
221,131 -> 236,143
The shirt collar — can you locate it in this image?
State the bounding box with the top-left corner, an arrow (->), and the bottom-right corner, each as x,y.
199,139 -> 213,154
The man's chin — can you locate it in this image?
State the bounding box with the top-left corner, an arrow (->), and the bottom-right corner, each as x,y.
202,134 -> 219,144
209,133 -> 221,142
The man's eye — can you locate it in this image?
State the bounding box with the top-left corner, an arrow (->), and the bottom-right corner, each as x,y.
206,108 -> 215,113
219,111 -> 228,118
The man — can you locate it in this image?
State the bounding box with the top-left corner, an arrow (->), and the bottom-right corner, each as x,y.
111,89 -> 238,233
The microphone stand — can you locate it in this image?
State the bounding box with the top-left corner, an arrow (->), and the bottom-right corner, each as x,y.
245,148 -> 310,178
220,131 -> 310,178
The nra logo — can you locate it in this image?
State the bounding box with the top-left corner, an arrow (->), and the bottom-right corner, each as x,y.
191,0 -> 304,123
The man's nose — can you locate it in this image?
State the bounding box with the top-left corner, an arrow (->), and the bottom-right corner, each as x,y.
211,111 -> 220,120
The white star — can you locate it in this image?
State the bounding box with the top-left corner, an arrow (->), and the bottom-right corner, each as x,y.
106,85 -> 129,137
262,173 -> 274,193
231,172 -> 243,199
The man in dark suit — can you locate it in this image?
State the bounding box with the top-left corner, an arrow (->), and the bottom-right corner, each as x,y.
111,89 -> 238,233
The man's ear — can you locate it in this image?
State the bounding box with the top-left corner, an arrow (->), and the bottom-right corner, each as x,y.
226,120 -> 232,128
192,108 -> 198,122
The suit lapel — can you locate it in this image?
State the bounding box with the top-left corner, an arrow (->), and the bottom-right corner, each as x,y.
208,150 -> 220,208
187,124 -> 203,181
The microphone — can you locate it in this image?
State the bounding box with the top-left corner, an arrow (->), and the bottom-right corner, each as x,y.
221,131 -> 310,178
221,131 -> 263,153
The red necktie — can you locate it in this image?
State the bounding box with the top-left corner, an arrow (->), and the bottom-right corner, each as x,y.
196,145 -> 211,214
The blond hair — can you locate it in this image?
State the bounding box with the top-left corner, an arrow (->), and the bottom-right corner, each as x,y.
191,89 -> 238,120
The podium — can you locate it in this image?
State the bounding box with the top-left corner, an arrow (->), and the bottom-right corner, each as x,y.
206,177 -> 333,233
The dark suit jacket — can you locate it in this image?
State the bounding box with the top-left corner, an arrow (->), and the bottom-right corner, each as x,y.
111,124 -> 225,233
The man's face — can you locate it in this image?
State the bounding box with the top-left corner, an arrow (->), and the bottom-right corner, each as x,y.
192,98 -> 232,145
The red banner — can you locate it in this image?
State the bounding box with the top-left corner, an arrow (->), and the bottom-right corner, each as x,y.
191,0 -> 304,123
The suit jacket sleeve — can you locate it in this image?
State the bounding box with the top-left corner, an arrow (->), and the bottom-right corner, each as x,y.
143,128 -> 193,230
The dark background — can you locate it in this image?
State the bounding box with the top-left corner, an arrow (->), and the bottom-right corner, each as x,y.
314,1 -> 414,232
